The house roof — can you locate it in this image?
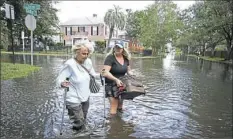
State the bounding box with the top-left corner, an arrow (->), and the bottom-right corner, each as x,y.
60,16 -> 104,26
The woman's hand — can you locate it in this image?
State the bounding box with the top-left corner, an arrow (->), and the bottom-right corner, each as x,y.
101,69 -> 108,77
61,80 -> 70,88
115,79 -> 123,87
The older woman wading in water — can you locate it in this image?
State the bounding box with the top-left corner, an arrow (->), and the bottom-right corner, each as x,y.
102,40 -> 134,117
56,43 -> 98,131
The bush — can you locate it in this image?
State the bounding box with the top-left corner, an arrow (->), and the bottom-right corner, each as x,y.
95,41 -> 106,48
95,41 -> 106,52
56,42 -> 63,47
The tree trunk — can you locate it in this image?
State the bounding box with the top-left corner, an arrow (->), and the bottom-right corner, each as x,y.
201,45 -> 205,56
152,47 -> 156,56
210,48 -> 215,58
104,26 -> 114,53
7,20 -> 11,51
226,40 -> 233,60
0,20 -> 2,49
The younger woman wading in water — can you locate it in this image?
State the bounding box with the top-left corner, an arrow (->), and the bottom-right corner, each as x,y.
102,40 -> 134,117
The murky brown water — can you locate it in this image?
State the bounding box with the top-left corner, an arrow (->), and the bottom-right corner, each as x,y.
1,53 -> 232,139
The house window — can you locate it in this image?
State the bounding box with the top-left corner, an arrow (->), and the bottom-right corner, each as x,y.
92,26 -> 98,36
72,27 -> 78,35
67,27 -> 71,35
78,27 -> 85,32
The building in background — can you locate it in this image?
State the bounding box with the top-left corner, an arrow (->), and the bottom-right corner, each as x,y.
60,14 -> 119,46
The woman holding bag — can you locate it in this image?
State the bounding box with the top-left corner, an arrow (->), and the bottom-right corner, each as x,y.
56,43 -> 99,131
102,40 -> 133,117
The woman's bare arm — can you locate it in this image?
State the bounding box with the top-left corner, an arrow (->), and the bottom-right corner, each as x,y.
102,65 -> 123,86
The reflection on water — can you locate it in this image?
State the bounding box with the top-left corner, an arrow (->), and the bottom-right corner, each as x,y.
1,53 -> 232,139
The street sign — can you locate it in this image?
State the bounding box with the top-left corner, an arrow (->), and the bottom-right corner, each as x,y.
25,9 -> 38,16
24,4 -> 40,10
25,14 -> 36,31
23,3 -> 40,16
5,3 -> 14,19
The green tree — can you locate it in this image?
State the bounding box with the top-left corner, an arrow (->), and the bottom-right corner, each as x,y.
177,1 -> 232,59
204,0 -> 233,60
125,10 -> 144,39
104,5 -> 125,53
1,0 -> 60,51
138,1 -> 182,55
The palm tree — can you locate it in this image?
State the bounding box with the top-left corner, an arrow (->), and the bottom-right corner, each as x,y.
104,5 -> 125,53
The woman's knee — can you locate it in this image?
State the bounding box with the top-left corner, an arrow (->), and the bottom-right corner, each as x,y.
109,97 -> 118,105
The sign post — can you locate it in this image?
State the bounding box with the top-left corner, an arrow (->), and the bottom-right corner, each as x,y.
21,31 -> 25,52
23,3 -> 40,65
25,14 -> 36,65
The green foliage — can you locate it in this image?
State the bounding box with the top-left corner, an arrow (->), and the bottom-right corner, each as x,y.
0,0 -> 60,48
129,1 -> 182,55
125,0 -> 232,59
56,42 -> 63,47
95,41 -> 106,53
175,1 -> 232,59
125,9 -> 144,38
1,62 -> 40,80
54,42 -> 63,50
0,20 -> 8,49
95,41 -> 106,48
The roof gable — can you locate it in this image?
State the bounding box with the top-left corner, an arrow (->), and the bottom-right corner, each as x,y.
60,16 -> 104,26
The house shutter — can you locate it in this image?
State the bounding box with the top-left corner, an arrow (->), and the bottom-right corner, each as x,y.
78,27 -> 80,32
70,27 -> 72,35
65,27 -> 67,35
97,26 -> 99,35
91,26 -> 93,35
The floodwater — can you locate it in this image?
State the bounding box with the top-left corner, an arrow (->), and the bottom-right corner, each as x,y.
1,53 -> 232,139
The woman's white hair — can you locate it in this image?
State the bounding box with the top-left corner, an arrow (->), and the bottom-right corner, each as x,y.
106,46 -> 131,60
72,43 -> 89,58
85,41 -> 94,54
72,40 -> 94,56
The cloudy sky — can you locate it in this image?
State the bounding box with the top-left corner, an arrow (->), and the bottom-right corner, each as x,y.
54,1 -> 195,23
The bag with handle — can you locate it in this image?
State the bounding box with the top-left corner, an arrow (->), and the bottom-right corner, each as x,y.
118,75 -> 146,100
80,65 -> 100,93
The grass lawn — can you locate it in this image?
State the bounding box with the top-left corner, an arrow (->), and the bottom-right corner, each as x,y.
1,62 -> 41,80
187,54 -> 232,65
1,51 -> 70,56
188,54 -> 225,61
